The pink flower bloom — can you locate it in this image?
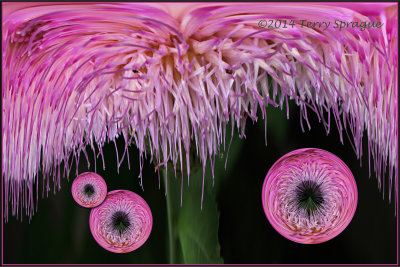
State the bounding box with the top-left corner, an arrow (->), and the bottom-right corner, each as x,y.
89,190 -> 153,253
71,172 -> 107,208
262,148 -> 358,244
2,3 -> 397,220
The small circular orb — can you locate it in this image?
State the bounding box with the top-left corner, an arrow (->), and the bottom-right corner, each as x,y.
262,148 -> 358,244
71,172 -> 107,208
89,190 -> 153,253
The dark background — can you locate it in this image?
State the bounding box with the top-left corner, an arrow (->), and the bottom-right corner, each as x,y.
3,102 -> 397,264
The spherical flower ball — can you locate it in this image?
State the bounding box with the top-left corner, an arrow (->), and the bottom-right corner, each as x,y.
262,148 -> 358,244
89,190 -> 153,253
71,172 -> 107,208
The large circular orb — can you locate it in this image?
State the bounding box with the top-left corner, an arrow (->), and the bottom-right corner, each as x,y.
262,148 -> 358,244
89,190 -> 153,253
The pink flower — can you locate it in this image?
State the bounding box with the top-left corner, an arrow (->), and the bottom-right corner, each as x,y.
71,172 -> 107,208
89,190 -> 153,253
2,3 -> 397,220
262,148 -> 358,244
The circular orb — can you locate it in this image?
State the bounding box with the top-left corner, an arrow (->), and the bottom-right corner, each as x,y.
71,172 -> 107,208
89,190 -> 153,253
262,148 -> 358,244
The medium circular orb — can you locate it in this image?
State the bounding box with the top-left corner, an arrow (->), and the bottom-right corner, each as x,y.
262,148 -> 358,244
71,172 -> 107,208
89,190 -> 153,253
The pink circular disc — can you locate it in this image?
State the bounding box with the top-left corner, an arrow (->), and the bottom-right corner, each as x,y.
262,148 -> 358,244
71,172 -> 107,208
89,190 -> 153,253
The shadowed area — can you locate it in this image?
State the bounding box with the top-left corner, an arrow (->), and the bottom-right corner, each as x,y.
111,211 -> 131,235
294,180 -> 325,217
83,184 -> 94,197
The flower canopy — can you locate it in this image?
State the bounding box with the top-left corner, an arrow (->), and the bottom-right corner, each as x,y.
2,3 -> 398,220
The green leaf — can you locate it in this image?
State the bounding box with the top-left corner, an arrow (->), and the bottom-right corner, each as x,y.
163,167 -> 223,264
176,168 -> 224,264
163,123 -> 244,264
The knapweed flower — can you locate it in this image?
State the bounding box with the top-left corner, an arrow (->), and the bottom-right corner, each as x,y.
2,3 -> 397,220
89,190 -> 153,253
262,148 -> 358,244
71,172 -> 107,208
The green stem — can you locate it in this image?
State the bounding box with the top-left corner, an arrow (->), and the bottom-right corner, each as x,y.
163,169 -> 175,264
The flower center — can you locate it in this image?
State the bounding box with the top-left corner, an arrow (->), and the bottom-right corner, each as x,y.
294,180 -> 324,217
83,184 -> 95,197
111,211 -> 131,235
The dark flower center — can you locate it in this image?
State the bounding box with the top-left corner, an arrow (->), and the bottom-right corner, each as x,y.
294,180 -> 325,217
83,184 -> 95,197
111,211 -> 131,235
